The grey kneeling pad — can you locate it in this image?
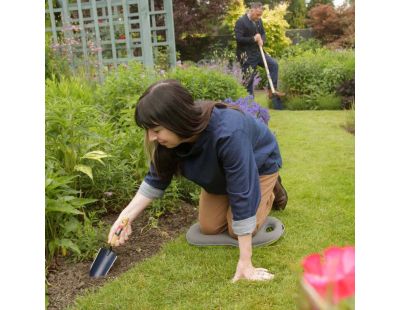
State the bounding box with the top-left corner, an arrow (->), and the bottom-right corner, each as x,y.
186,216 -> 285,247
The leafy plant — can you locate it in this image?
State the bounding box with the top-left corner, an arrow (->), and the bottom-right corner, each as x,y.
261,3 -> 292,57
172,0 -> 232,41
285,94 -> 341,110
45,170 -> 97,267
45,33 -> 71,81
46,77 -> 111,186
168,65 -> 247,101
94,61 -> 160,122
279,48 -> 355,104
286,0 -> 307,29
280,38 -> 322,58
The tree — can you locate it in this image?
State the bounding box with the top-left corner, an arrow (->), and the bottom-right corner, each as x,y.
172,0 -> 232,40
307,0 -> 333,11
261,3 -> 291,56
286,0 -> 307,29
223,0 -> 247,31
244,0 -> 285,9
306,3 -> 354,48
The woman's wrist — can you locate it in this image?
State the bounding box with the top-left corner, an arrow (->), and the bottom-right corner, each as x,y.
119,192 -> 153,222
237,234 -> 253,263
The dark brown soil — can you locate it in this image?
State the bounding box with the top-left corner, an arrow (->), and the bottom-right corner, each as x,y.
46,203 -> 198,310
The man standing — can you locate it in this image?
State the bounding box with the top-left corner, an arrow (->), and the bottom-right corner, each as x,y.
234,2 -> 285,109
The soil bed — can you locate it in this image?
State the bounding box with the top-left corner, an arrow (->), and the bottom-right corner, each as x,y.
46,203 -> 198,310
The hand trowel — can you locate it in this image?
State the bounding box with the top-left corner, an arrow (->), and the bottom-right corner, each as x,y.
89,218 -> 129,278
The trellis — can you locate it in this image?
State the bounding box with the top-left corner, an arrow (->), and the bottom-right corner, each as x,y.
45,0 -> 176,81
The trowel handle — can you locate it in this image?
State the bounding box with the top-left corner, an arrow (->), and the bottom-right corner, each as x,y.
110,217 -> 129,245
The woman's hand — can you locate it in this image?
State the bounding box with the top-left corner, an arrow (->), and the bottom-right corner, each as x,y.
107,192 -> 154,247
108,216 -> 132,247
232,260 -> 274,282
232,234 -> 274,282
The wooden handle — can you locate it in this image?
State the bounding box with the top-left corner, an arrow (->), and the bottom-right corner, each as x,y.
258,45 -> 276,94
110,217 -> 129,245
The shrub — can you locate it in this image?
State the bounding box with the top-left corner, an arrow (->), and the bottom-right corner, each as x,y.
45,77 -> 111,185
316,94 -> 342,110
94,61 -> 161,122
286,0 -> 307,29
45,169 -> 99,267
168,65 -> 247,101
336,78 -> 355,109
280,38 -> 322,58
45,33 -> 71,81
45,76 -> 114,266
306,4 -> 355,48
279,48 -> 354,99
261,3 -> 292,57
284,94 -> 341,110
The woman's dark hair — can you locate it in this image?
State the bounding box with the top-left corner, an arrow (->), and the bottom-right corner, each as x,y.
135,79 -> 212,138
135,79 -> 220,179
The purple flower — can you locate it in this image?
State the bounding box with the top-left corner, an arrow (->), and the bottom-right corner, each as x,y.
224,96 -> 270,125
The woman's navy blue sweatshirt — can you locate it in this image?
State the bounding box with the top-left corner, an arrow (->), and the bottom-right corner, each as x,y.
138,106 -> 282,235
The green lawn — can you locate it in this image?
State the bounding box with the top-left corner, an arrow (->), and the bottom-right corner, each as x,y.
72,110 -> 355,310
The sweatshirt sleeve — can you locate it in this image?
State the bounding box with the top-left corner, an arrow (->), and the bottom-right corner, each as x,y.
258,20 -> 267,44
139,163 -> 172,199
234,18 -> 255,44
217,130 -> 261,236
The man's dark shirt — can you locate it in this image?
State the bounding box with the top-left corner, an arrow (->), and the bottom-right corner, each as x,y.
234,14 -> 267,65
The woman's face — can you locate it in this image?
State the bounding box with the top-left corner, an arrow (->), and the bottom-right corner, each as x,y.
147,126 -> 184,148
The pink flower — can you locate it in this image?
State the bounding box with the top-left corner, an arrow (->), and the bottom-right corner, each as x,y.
302,246 -> 355,304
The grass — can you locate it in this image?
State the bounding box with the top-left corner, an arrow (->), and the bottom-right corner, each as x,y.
72,110 -> 354,310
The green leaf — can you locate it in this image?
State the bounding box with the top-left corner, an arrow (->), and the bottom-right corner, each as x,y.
82,150 -> 111,165
70,198 -> 98,207
74,164 -> 93,180
46,203 -> 84,215
58,239 -> 81,255
63,217 -> 81,233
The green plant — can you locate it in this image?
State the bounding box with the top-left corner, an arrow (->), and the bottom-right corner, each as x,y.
45,33 -> 71,81
284,96 -> 310,110
45,76 -> 113,266
63,210 -> 109,262
46,77 -> 111,186
261,3 -> 292,57
94,61 -> 160,122
45,169 -> 97,267
286,0 -> 307,29
168,65 -> 247,101
285,94 -> 341,110
279,48 -> 354,103
281,38 -> 322,58
148,179 -> 182,220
